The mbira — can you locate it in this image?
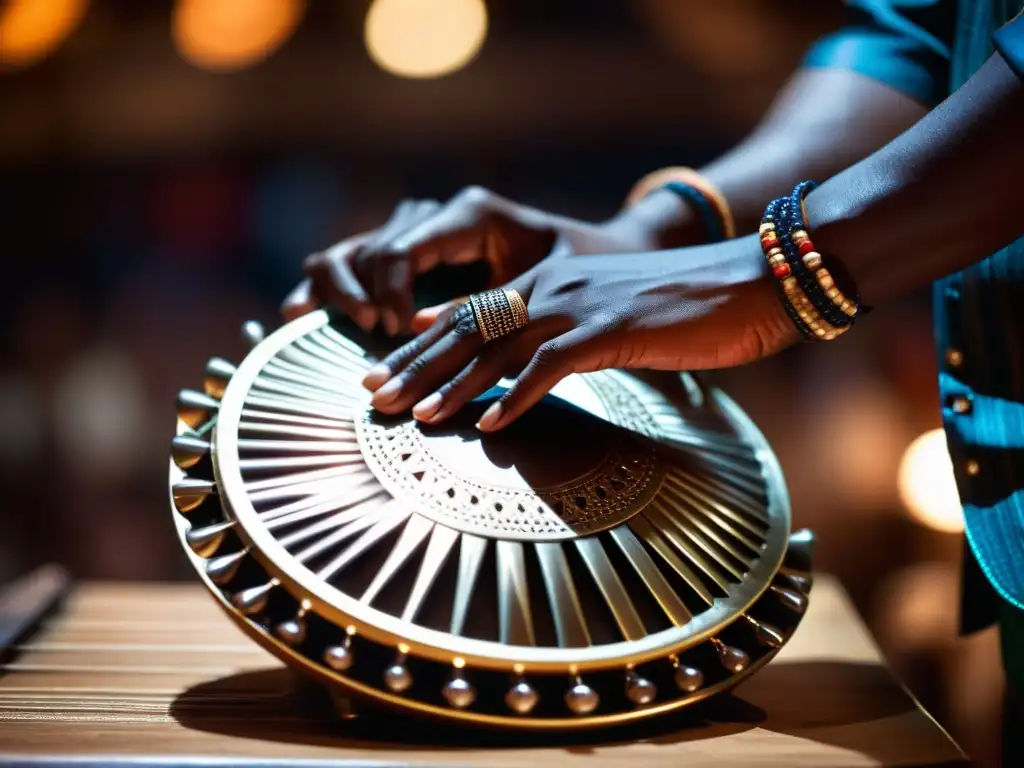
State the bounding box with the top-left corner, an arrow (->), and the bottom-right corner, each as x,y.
168,311 -> 813,730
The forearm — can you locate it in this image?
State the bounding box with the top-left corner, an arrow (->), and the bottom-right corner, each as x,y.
806,52 -> 1024,307
606,68 -> 929,247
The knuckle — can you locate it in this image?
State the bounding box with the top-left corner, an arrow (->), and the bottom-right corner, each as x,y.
532,341 -> 565,369
450,304 -> 480,337
402,355 -> 431,378
303,252 -> 325,270
455,185 -> 492,209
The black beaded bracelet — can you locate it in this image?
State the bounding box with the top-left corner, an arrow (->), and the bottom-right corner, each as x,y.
787,181 -> 863,323
761,200 -> 818,342
773,186 -> 851,328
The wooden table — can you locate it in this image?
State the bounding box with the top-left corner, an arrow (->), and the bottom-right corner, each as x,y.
0,576 -> 966,767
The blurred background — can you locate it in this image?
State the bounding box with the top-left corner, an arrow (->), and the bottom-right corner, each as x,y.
0,0 -> 1000,764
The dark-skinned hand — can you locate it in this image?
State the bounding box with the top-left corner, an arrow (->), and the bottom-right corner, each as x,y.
361,235 -> 800,432
281,186 -> 642,336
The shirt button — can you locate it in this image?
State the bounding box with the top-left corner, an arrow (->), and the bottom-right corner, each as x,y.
965,459 -> 981,476
945,348 -> 964,368
948,395 -> 973,414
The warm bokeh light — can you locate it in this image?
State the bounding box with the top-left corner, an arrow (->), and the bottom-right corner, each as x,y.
172,0 -> 305,72
365,0 -> 487,79
897,428 -> 964,533
0,0 -> 88,69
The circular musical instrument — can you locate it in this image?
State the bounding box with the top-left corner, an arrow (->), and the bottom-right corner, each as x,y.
168,312 -> 813,730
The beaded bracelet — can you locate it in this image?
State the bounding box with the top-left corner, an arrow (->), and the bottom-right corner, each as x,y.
761,183 -> 862,333
625,166 -> 736,242
764,198 -> 849,329
760,196 -> 850,341
789,181 -> 859,319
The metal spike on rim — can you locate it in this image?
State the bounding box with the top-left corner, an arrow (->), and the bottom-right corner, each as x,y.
177,389 -> 220,429
204,357 -> 237,398
232,579 -> 278,615
171,434 -> 210,469
206,549 -> 247,586
172,478 -> 216,514
185,520 -> 235,558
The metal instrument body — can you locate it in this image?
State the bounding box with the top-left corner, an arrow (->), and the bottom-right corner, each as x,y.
168,311 -> 813,730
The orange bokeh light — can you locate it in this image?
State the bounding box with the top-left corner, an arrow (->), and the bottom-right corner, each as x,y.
173,0 -> 305,72
0,0 -> 88,69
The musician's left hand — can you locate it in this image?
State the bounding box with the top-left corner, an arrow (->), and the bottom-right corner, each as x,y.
361,236 -> 799,431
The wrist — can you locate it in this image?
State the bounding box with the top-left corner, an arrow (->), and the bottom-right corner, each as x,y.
601,189 -> 707,250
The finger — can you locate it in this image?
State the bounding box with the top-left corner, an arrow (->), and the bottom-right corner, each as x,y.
281,279 -> 317,321
304,234 -> 377,331
476,325 -> 605,432
371,303 -> 484,413
411,325 -> 554,424
412,297 -> 468,334
373,253 -> 414,336
361,301 -> 463,391
358,201 -> 439,335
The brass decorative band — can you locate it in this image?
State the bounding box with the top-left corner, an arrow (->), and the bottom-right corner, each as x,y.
468,288 -> 529,342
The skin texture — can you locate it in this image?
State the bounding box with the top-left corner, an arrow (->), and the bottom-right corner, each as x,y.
361,52 -> 1023,432
364,239 -> 796,431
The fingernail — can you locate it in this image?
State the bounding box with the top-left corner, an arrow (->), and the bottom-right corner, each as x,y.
476,402 -> 502,432
382,309 -> 399,336
362,363 -> 391,391
371,377 -> 403,407
356,306 -> 378,332
412,393 -> 443,422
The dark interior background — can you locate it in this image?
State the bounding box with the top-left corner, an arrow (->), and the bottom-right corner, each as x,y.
0,1 -> 999,764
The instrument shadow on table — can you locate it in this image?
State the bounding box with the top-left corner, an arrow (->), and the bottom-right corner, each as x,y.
169,665 -> 766,750
168,658 -> 922,757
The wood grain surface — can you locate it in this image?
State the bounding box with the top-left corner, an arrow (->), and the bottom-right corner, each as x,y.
0,576 -> 967,767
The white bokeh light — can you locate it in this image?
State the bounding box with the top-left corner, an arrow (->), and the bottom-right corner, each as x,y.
897,428 -> 964,534
365,0 -> 487,79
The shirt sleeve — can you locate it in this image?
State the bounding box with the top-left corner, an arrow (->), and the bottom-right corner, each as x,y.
803,0 -> 957,107
994,12 -> 1024,81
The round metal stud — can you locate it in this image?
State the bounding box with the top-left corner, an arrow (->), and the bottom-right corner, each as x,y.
565,680 -> 599,715
242,320 -> 266,348
625,673 -> 657,706
323,644 -> 354,672
673,664 -> 704,693
443,676 -> 476,709
384,663 -> 413,693
275,617 -> 307,645
714,641 -> 750,674
505,679 -> 539,715
770,584 -> 807,613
